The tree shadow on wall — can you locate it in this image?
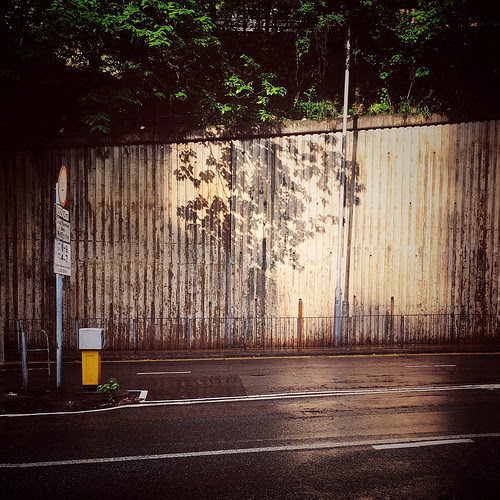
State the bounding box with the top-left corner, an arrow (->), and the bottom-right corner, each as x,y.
175,145 -> 232,246
174,133 -> 363,275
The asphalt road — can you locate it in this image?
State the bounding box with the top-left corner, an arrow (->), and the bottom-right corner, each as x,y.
2,353 -> 500,498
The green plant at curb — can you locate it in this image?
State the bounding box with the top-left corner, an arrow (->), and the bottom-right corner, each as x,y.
97,378 -> 120,403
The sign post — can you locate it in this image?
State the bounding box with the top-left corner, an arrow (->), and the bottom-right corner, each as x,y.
56,273 -> 63,388
55,166 -> 70,388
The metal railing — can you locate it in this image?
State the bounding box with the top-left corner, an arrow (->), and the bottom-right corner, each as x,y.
4,313 -> 500,355
20,329 -> 51,393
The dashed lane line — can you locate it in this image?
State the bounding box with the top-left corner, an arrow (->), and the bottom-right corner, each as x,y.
1,433 -> 498,469
372,438 -> 473,450
406,364 -> 456,368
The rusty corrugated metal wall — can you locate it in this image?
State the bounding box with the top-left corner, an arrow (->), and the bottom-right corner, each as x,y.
349,121 -> 499,317
1,116 -> 499,350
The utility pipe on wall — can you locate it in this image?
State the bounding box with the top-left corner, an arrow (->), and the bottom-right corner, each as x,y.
334,26 -> 351,346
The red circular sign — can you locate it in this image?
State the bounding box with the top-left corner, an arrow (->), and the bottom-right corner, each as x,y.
58,165 -> 68,207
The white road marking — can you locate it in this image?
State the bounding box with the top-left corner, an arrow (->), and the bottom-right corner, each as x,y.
144,383 -> 500,406
136,371 -> 191,375
2,383 -> 500,418
406,364 -> 456,368
373,438 -> 473,450
1,433 -> 498,469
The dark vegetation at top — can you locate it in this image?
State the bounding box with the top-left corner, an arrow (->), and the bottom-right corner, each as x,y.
1,0 -> 499,147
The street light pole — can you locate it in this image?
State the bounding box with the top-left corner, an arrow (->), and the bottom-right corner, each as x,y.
334,25 -> 351,346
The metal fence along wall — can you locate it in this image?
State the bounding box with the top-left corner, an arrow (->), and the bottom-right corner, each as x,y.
5,314 -> 500,354
1,116 -> 499,351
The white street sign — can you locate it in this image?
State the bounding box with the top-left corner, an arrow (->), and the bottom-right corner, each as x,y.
54,239 -> 71,276
56,204 -> 70,222
56,217 -> 71,244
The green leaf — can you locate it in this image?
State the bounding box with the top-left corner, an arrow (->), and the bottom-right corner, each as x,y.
415,66 -> 430,78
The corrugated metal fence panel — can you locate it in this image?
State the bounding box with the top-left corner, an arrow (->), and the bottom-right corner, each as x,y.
348,121 -> 500,319
1,119 -> 499,350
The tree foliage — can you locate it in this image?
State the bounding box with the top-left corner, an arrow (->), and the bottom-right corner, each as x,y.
0,0 -> 499,145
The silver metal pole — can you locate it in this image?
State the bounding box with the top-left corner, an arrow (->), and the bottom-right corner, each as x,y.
16,319 -> 21,352
56,273 -> 63,388
75,319 -> 79,353
334,26 -> 351,347
21,331 -> 28,394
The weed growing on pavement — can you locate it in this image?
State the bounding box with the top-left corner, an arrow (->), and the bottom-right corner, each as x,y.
97,378 -> 120,403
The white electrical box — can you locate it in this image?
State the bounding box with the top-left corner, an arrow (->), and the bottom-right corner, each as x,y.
78,328 -> 105,350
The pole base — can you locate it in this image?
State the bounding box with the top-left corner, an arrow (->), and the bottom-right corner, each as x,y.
334,287 -> 343,346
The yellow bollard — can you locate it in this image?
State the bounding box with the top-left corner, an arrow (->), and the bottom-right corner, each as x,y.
81,350 -> 101,387
79,328 -> 104,390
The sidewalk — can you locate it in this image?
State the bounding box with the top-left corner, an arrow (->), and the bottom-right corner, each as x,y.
2,344 -> 500,415
1,358 -> 105,414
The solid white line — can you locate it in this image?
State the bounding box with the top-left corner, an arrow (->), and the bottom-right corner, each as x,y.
144,383 -> 500,406
136,371 -> 191,375
1,434 -> 498,469
2,383 -> 500,418
373,438 -> 473,450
